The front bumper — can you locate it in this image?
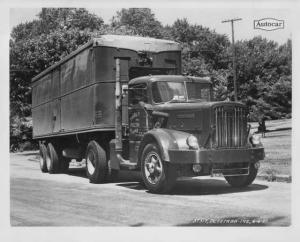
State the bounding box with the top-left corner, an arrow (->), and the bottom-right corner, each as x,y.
168,147 -> 265,164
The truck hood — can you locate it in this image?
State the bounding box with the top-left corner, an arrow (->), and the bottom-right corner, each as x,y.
149,101 -> 247,147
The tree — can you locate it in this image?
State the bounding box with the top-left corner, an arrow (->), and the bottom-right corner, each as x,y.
11,8 -> 104,42
170,18 -> 196,43
10,8 -> 105,150
111,8 -> 163,38
233,37 -> 292,120
169,18 -> 231,102
169,18 -> 230,72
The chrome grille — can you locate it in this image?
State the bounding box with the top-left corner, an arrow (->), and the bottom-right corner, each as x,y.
214,106 -> 247,148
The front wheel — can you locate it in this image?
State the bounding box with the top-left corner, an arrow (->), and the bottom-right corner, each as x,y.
141,143 -> 177,194
224,163 -> 258,188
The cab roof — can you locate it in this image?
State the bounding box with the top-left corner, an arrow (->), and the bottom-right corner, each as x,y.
129,75 -> 212,86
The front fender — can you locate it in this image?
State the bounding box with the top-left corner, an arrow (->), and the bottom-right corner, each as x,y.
137,128 -> 191,164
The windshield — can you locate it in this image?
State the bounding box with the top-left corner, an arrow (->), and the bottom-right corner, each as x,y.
152,81 -> 211,103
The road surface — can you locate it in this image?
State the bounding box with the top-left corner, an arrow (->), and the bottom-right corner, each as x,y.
10,151 -> 291,226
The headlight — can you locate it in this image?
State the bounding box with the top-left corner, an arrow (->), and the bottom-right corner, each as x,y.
251,134 -> 261,146
186,135 -> 199,150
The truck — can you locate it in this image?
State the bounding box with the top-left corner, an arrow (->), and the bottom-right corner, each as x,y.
32,35 -> 265,193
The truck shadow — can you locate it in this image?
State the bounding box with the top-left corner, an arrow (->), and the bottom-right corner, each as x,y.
66,168 -> 268,196
170,178 -> 268,195
117,177 -> 268,196
66,168 -> 143,182
66,167 -> 87,178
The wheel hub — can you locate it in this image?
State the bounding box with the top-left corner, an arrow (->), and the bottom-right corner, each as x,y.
144,151 -> 163,184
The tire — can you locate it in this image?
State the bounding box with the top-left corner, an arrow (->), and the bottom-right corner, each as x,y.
39,143 -> 48,173
46,143 -> 61,174
224,163 -> 258,188
141,143 -> 177,194
86,140 -> 108,183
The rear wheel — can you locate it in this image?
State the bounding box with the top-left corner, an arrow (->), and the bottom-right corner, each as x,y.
46,143 -> 61,174
86,141 -> 108,183
39,143 -> 48,173
141,143 -> 177,193
224,163 -> 258,187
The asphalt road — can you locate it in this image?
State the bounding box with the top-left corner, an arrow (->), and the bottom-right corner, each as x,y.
10,151 -> 291,226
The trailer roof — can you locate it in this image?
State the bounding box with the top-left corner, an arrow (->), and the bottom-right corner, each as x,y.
129,75 -> 212,85
31,35 -> 181,83
93,35 -> 181,52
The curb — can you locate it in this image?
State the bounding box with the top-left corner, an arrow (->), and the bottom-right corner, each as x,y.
257,174 -> 291,183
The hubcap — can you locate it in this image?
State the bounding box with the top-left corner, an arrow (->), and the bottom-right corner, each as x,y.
87,150 -> 96,175
144,151 -> 163,185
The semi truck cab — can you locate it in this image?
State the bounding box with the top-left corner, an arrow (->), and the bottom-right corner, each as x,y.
108,74 -> 264,193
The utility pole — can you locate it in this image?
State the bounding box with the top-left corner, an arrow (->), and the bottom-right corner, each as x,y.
222,18 -> 242,101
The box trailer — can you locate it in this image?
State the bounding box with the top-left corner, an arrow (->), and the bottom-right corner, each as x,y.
32,35 -> 264,193
32,35 -> 181,138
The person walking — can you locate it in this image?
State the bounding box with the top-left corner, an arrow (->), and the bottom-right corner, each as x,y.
258,116 -> 267,138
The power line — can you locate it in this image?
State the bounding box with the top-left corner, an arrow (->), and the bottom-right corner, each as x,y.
222,18 -> 242,101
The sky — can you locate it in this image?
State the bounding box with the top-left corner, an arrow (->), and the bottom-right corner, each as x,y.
10,7 -> 292,44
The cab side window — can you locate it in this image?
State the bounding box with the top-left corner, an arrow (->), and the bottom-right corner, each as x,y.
129,83 -> 148,106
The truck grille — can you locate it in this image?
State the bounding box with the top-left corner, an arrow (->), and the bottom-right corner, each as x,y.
214,106 -> 247,148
